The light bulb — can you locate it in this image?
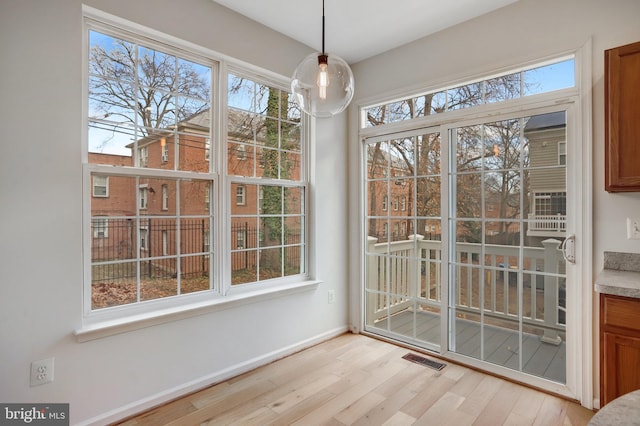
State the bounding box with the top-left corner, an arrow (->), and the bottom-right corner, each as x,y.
317,55 -> 329,100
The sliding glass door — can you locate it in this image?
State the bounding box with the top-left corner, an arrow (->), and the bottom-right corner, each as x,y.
364,129 -> 442,350
363,108 -> 573,389
448,111 -> 568,383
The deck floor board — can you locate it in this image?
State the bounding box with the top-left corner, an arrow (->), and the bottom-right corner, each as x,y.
372,309 -> 566,383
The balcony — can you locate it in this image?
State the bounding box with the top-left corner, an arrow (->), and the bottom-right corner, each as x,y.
527,213 -> 566,237
366,235 -> 566,383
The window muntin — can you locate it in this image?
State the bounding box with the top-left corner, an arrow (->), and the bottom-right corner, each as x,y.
88,30 -> 211,171
87,27 -> 215,311
363,58 -> 575,128
85,23 -> 309,315
227,73 -> 306,286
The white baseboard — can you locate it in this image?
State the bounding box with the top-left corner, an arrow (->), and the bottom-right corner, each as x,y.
77,326 -> 349,426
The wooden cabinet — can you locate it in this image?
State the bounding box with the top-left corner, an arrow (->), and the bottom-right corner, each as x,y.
605,41 -> 640,192
600,294 -> 640,405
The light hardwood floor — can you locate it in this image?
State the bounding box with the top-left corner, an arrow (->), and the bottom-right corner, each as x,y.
118,333 -> 594,425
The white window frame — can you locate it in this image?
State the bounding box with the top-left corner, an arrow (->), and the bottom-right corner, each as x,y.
236,185 -> 246,205
139,186 -> 148,210
161,184 -> 168,210
355,48 -> 593,408
92,175 -> 108,197
79,8 -> 314,336
92,216 -> 109,238
559,141 -> 567,165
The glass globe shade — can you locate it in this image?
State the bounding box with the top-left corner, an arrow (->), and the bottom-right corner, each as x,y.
291,52 -> 354,118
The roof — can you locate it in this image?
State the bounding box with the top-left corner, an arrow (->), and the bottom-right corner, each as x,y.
524,111 -> 566,132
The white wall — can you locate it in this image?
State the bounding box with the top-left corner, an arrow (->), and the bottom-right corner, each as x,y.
348,0 -> 640,405
351,0 -> 640,269
0,0 -> 349,424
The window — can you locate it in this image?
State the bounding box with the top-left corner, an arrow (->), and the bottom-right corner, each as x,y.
139,227 -> 148,251
92,217 -> 108,238
139,187 -> 148,210
534,192 -> 567,216
161,139 -> 169,163
86,25 -> 214,312
382,195 -> 388,211
236,230 -> 246,249
393,197 -> 399,211
401,196 -> 406,211
558,141 -> 567,165
93,175 -> 108,197
139,146 -> 148,167
162,230 -> 168,256
236,185 -> 246,205
237,144 -> 246,160
228,72 -> 306,285
161,184 -> 169,210
84,20 -> 308,316
363,57 -> 575,128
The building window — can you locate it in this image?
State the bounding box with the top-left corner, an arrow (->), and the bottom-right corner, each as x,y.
401,196 -> 406,211
236,185 -> 246,205
534,192 -> 566,216
139,146 -> 148,167
161,139 -> 169,163
139,187 -> 148,210
558,141 -> 567,166
237,230 -> 246,249
139,227 -> 148,251
393,197 -> 399,211
237,144 -> 246,160
161,184 -> 168,210
93,175 -> 108,197
204,182 -> 210,210
382,195 -> 388,211
92,217 -> 108,238
162,230 -> 168,256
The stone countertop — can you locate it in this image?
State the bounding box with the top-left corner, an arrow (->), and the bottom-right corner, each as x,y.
595,251 -> 640,299
595,269 -> 640,298
589,389 -> 640,425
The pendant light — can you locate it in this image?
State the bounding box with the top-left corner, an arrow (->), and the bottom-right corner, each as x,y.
291,0 -> 354,118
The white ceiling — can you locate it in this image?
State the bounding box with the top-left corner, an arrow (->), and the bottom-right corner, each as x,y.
212,0 -> 519,63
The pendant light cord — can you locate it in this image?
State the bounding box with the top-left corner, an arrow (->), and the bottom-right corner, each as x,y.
322,0 -> 325,54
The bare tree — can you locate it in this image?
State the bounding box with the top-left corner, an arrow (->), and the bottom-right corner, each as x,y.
89,36 -> 210,138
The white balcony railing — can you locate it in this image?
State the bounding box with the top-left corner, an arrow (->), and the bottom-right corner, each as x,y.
366,235 -> 566,344
527,213 -> 566,236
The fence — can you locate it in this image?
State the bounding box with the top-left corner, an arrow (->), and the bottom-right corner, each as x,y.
366,234 -> 565,344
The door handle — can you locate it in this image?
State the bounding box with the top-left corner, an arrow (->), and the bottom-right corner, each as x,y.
560,234 -> 576,264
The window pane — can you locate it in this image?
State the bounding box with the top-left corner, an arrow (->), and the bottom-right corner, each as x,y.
284,187 -> 303,215
91,261 -> 137,309
181,179 -> 211,215
361,58 -> 575,128
259,247 -> 282,280
178,58 -> 211,101
88,30 -> 212,170
228,75 -> 254,112
485,74 -> 521,103
524,59 -> 575,96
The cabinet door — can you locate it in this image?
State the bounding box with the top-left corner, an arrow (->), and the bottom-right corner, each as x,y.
602,331 -> 640,405
605,41 -> 640,192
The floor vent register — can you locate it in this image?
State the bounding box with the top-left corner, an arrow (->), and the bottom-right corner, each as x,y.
402,353 -> 446,370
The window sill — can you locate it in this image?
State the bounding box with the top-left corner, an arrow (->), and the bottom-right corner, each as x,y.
75,279 -> 321,343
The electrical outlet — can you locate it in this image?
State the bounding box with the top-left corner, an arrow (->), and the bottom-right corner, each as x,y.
30,358 -> 54,386
627,218 -> 640,240
328,290 -> 336,304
